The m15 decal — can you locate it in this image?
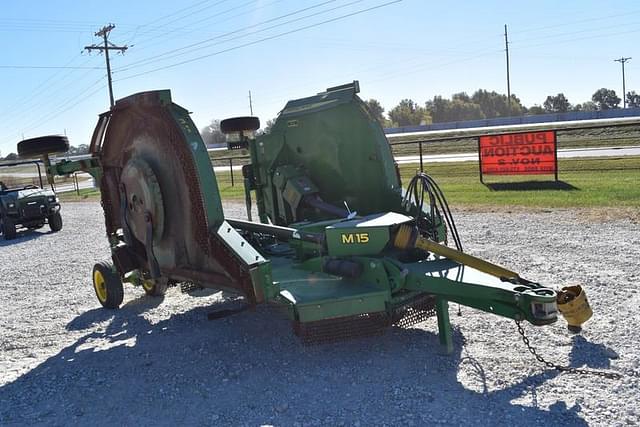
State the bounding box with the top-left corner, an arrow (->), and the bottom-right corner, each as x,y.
341,233 -> 370,244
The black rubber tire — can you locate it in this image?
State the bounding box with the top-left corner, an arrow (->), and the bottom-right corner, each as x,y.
220,116 -> 260,133
2,216 -> 16,240
18,135 -> 69,158
49,211 -> 63,232
92,261 -> 124,309
142,277 -> 168,296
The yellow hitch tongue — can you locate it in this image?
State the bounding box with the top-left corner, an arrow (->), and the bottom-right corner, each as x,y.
557,285 -> 592,333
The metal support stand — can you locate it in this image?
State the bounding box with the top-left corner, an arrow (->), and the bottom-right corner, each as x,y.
477,137 -> 484,184
436,297 -> 453,354
553,131 -> 559,182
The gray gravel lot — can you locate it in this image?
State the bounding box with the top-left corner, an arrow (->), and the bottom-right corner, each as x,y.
1,201 -> 639,426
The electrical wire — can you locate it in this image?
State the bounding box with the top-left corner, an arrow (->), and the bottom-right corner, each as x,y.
115,0 -> 352,72
23,83 -> 108,136
0,60 -> 101,134
119,0 -> 245,46
114,0 -> 402,82
0,65 -> 102,69
0,75 -> 107,145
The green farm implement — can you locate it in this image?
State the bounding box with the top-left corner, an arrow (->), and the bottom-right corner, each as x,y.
19,82 -> 591,352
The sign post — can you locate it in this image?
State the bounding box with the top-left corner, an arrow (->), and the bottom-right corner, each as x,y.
478,130 -> 558,181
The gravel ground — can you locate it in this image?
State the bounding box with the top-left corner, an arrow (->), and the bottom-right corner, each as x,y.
1,201 -> 639,426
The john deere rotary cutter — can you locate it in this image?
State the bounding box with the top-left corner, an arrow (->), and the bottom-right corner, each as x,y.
21,82 -> 591,352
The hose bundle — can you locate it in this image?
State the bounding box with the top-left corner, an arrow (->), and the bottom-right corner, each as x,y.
402,172 -> 463,251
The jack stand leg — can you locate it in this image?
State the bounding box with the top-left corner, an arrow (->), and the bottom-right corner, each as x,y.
436,297 -> 453,354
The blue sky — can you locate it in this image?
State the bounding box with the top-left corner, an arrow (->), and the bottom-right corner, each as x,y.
0,0 -> 638,155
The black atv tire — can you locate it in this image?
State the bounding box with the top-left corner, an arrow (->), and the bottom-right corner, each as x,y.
92,261 -> 124,309
220,116 -> 260,133
49,212 -> 63,232
18,135 -> 69,158
2,216 -> 16,240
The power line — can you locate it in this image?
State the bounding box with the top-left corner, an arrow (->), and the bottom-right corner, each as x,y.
504,24 -> 511,112
116,0 -> 342,72
150,0 -> 233,29
119,0 -> 277,55
0,53 -> 88,118
510,9 -> 640,35
511,21 -> 640,45
0,65 -> 102,69
16,76 -> 107,133
116,0 -> 253,47
0,1 -> 248,147
0,59 -> 106,137
84,24 -> 128,107
0,75 -> 107,146
512,27 -> 640,51
614,57 -> 632,108
115,0 -> 401,81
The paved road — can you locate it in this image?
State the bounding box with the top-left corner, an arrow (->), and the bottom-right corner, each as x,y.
394,145 -> 640,164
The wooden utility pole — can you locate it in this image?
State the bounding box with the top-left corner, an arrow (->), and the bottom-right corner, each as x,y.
504,24 -> 511,112
614,57 -> 632,108
248,90 -> 254,115
85,24 -> 128,108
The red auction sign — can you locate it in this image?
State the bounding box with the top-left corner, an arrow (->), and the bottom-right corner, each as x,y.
478,130 -> 557,178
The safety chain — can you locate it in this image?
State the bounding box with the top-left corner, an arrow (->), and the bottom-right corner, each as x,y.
515,321 -> 622,380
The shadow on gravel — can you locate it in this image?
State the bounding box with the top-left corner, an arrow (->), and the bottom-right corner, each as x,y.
569,335 -> 619,369
484,180 -> 578,191
0,229 -> 51,246
1,301 -> 591,426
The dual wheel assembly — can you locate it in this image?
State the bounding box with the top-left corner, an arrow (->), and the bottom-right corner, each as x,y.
91,262 -> 167,309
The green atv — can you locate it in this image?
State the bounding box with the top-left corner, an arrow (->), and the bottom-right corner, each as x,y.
0,136 -> 69,240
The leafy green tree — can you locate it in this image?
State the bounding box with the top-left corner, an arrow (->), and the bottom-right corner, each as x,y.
200,119 -> 226,147
527,105 -> 545,115
451,92 -> 472,103
592,88 -> 620,110
572,101 -> 597,112
425,96 -> 451,123
257,118 -> 277,135
471,89 -> 524,118
447,99 -> 485,121
508,94 -> 526,116
388,99 -> 430,127
4,153 -> 18,161
364,99 -> 386,125
427,95 -> 484,122
626,91 -> 640,108
543,93 -> 570,113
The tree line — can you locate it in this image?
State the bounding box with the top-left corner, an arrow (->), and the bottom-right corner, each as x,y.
4,87 -> 637,159
366,88 -> 640,128
197,87 -> 639,146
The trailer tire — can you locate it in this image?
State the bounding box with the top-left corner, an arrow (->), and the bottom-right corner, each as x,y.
18,135 -> 69,158
220,116 -> 260,134
49,212 -> 63,232
92,261 -> 124,309
142,277 -> 168,297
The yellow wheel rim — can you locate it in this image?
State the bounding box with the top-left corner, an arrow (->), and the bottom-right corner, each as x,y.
142,280 -> 155,291
93,270 -> 108,302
